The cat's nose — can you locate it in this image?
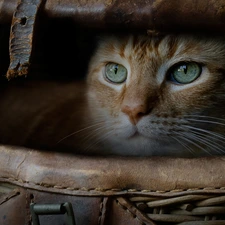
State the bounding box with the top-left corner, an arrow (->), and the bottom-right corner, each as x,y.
121,104 -> 149,125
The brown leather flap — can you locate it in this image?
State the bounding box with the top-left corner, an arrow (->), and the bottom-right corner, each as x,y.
0,145 -> 225,196
1,0 -> 225,33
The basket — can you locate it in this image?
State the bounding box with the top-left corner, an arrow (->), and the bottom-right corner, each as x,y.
1,1 -> 225,225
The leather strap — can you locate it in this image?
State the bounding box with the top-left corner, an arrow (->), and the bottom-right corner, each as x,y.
0,0 -> 225,33
6,0 -> 45,79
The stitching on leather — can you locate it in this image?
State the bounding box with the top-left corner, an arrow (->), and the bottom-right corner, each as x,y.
1,176 -> 225,193
98,197 -> 104,225
0,190 -> 20,205
25,191 -> 33,224
116,199 -> 146,225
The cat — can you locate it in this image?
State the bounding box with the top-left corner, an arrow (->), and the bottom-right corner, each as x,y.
85,33 -> 225,156
1,33 -> 225,157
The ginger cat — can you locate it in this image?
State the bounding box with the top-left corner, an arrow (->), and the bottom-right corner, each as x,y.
1,33 -> 225,157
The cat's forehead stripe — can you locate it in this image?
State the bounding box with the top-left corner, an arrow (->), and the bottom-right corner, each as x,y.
129,35 -> 181,63
167,36 -> 180,58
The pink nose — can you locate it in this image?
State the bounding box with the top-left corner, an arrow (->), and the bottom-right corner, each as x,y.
121,104 -> 149,125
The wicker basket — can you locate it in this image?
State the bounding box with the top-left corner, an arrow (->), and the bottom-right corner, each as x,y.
1,1 -> 225,225
1,146 -> 225,225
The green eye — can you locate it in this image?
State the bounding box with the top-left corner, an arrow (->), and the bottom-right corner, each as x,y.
170,62 -> 202,84
105,63 -> 127,83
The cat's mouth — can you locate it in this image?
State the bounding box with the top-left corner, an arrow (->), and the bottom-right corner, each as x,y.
129,130 -> 142,139
128,128 -> 164,140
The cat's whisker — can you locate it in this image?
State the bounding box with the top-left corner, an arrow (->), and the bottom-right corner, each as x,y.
171,135 -> 196,155
171,127 -> 210,154
173,122 -> 225,154
182,131 -> 225,154
184,118 -> 225,127
183,115 -> 225,123
182,125 -> 225,141
193,130 -> 225,154
83,129 -> 115,152
57,121 -> 105,144
188,129 -> 225,146
177,133 -> 213,156
79,123 -> 109,144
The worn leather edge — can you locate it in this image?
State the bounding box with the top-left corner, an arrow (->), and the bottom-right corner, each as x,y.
43,0 -> 225,32
6,0 -> 45,79
1,0 -> 225,33
0,145 -> 225,196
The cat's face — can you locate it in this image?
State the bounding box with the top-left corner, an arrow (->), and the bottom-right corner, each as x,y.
86,34 -> 225,156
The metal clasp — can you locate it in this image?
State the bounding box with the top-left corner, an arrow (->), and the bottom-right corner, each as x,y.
30,202 -> 76,225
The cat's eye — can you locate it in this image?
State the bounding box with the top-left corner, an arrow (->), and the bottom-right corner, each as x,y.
105,63 -> 127,83
169,62 -> 202,84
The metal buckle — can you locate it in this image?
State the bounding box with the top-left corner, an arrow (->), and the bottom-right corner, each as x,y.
30,202 -> 76,225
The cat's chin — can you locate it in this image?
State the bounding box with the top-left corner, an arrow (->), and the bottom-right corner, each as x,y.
128,130 -> 141,139
102,133 -> 190,157
126,127 -> 167,142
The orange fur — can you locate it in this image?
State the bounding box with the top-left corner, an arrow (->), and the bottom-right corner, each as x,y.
86,34 -> 225,156
1,34 -> 225,156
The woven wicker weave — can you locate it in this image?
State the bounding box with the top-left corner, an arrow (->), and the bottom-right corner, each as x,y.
129,194 -> 225,224
1,146 -> 225,225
